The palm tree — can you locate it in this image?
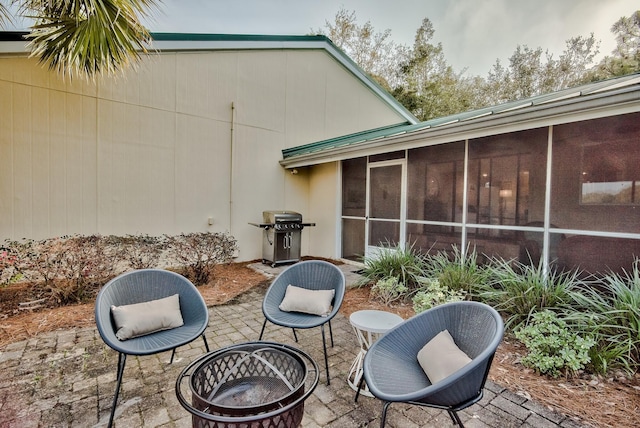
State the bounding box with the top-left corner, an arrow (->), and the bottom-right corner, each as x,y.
0,0 -> 159,79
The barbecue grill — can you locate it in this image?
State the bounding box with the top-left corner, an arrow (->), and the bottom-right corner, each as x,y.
250,211 -> 315,267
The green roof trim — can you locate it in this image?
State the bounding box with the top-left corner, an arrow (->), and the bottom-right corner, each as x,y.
282,122 -> 415,158
282,72 -> 640,161
150,32 -> 329,43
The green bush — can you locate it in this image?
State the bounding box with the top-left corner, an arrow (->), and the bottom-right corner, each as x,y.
566,259 -> 640,374
371,276 -> 408,305
424,245 -> 488,296
358,241 -> 428,291
515,310 -> 595,378
412,278 -> 466,313
478,258 -> 580,330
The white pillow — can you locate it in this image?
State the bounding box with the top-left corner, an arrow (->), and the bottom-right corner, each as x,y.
417,329 -> 472,384
111,294 -> 184,340
278,284 -> 335,316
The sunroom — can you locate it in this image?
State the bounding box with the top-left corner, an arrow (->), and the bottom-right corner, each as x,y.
284,73 -> 640,276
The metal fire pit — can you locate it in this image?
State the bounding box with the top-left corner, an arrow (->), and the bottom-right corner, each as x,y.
176,342 -> 319,428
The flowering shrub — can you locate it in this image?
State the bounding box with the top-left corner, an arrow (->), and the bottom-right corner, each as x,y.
0,248 -> 20,285
515,310 -> 595,378
412,278 -> 466,313
0,240 -> 35,285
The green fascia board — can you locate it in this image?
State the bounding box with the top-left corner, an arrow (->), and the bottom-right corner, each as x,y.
150,32 -> 328,43
282,121 -> 437,158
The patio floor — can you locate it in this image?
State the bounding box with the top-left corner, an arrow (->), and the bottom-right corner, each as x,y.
0,262 -> 586,427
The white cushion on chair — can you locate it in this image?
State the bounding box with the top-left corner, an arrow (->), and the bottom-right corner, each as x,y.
111,294 -> 184,340
417,329 -> 472,383
279,284 -> 335,316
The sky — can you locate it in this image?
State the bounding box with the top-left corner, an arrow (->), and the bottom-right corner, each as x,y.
142,0 -> 637,76
5,0 -> 638,77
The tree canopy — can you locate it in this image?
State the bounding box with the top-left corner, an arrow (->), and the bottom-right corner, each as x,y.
317,8 -> 640,121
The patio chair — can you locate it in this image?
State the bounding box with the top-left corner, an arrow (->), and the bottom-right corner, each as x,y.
95,269 -> 210,428
258,260 -> 346,385
359,301 -> 503,428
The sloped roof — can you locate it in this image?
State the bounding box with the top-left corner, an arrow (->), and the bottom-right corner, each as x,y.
0,31 -> 417,124
281,73 -> 640,168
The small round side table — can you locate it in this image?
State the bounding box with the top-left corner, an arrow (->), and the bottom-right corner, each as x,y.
347,309 -> 404,397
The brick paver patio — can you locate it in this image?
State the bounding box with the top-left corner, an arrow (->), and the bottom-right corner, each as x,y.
0,263 -> 585,427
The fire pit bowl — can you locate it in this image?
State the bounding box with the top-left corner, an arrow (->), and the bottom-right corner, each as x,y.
176,341 -> 319,428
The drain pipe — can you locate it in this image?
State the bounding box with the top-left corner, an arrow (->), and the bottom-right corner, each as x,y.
230,102 -> 235,233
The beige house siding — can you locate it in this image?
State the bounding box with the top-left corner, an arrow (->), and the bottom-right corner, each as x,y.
0,48 -> 406,261
307,162 -> 341,259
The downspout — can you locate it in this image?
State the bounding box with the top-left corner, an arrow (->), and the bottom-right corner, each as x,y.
230,102 -> 235,233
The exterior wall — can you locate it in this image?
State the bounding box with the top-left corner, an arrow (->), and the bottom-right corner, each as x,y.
0,49 -> 406,261
307,162 -> 340,259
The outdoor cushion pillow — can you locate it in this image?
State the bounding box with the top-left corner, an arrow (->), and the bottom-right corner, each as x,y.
111,294 -> 184,340
417,329 -> 472,384
279,284 -> 335,316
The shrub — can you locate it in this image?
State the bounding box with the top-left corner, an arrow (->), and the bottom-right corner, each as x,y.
30,235 -> 117,304
165,232 -> 237,285
566,259 -> 640,374
370,276 -> 408,305
424,245 -> 488,296
106,234 -> 168,270
478,258 -> 580,330
515,310 -> 595,378
358,241 -> 428,291
412,278 -> 466,313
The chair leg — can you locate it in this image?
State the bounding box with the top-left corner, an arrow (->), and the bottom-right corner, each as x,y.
320,324 -> 330,385
380,401 -> 391,428
449,410 -> 465,428
328,320 -> 334,347
259,319 -> 267,340
354,375 -> 366,403
202,333 -> 210,352
292,328 -> 298,342
108,353 -> 127,428
169,348 -> 177,364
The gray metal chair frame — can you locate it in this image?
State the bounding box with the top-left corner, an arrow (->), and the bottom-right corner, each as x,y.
358,301 -> 504,428
95,269 -> 210,428
258,260 -> 346,385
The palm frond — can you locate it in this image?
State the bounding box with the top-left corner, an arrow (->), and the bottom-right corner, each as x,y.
21,0 -> 160,79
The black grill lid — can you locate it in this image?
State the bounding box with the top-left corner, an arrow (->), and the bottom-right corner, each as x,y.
262,211 -> 302,224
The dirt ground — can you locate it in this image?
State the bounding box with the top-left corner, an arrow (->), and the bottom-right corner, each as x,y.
1,260 -> 638,428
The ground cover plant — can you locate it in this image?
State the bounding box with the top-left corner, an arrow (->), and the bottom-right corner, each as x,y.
515,309 -> 595,378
